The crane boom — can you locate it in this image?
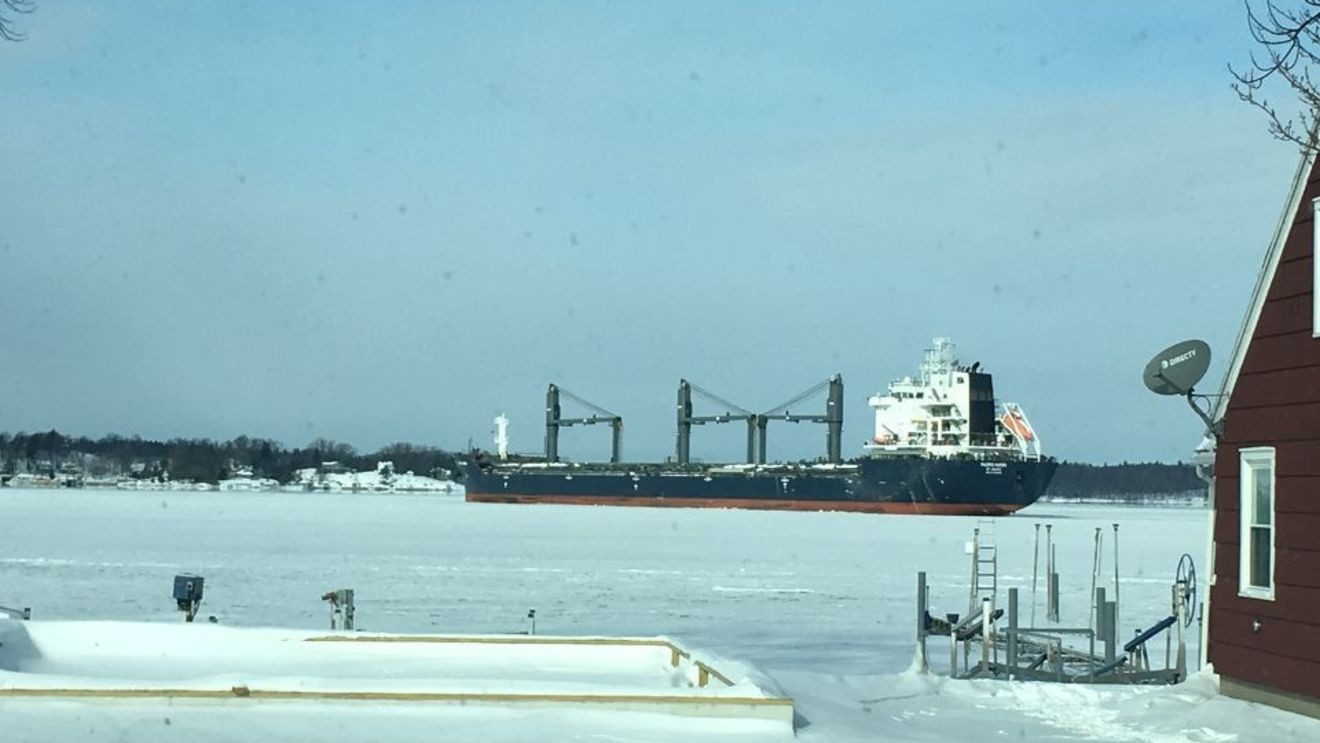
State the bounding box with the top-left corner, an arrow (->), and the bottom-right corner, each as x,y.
756,375 -> 844,464
675,379 -> 759,465
687,382 -> 753,417
557,386 -> 621,420
761,379 -> 830,419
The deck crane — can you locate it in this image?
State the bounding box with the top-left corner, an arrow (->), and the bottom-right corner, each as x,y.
757,375 -> 844,464
545,384 -> 623,464
675,380 -> 761,465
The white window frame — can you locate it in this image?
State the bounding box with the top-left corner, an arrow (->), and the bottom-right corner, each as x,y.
1313,197 -> 1320,337
1239,446 -> 1276,601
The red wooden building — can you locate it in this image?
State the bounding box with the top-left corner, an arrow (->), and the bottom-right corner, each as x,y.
1207,150 -> 1320,717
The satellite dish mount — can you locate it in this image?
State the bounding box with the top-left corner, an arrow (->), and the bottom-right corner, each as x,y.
1142,340 -> 1222,440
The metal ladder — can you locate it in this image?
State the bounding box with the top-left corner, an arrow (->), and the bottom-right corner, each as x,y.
969,520 -> 998,616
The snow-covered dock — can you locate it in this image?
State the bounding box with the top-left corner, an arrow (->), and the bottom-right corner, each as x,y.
0,621 -> 792,726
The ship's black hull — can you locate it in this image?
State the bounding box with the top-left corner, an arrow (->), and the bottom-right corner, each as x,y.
462,456 -> 1057,516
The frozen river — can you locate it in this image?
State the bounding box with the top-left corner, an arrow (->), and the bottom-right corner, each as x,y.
0,490 -> 1206,677
13,490 -> 1320,742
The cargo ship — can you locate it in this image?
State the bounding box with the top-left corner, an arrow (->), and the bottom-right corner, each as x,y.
462,338 -> 1056,515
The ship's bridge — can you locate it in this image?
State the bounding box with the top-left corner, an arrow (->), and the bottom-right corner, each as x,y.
865,338 -> 1042,460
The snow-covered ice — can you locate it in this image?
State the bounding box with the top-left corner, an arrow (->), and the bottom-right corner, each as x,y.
2,489 -> 1319,741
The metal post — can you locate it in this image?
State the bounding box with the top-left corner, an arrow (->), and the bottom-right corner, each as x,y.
1049,553 -> 1060,622
1089,528 -> 1101,635
1196,600 -> 1204,672
950,623 -> 959,677
1030,523 -> 1040,627
610,419 -> 623,464
545,384 -> 560,463
1095,587 -> 1114,669
323,589 -> 354,631
1045,524 -> 1053,579
1007,587 -> 1018,679
746,417 -> 758,464
1175,585 -> 1188,681
980,597 -> 992,675
1045,525 -> 1058,622
1104,602 -> 1116,664
1049,570 -> 1059,622
916,572 -> 929,673
757,416 -> 768,464
1112,523 -> 1120,639
1166,588 -> 1173,670
826,374 -> 844,464
676,380 -> 691,465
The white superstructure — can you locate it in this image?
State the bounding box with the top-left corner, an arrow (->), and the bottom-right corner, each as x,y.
865,338 -> 1043,461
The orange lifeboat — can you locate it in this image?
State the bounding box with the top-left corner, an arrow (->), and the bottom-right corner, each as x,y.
1001,410 -> 1035,442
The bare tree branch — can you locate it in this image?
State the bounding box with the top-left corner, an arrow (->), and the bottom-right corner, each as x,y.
0,0 -> 36,42
1231,1 -> 1320,151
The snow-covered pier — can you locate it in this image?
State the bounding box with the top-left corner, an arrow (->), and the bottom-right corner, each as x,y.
0,621 -> 793,727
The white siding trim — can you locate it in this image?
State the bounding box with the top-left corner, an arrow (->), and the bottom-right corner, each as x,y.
1238,446 -> 1276,601
1315,197 -> 1320,337
1215,152 -> 1317,421
1200,501 -> 1215,669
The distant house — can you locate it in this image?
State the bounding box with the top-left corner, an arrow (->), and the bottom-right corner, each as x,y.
1205,150 -> 1320,718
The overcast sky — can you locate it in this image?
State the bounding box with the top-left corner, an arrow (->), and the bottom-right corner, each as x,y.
0,2 -> 1303,464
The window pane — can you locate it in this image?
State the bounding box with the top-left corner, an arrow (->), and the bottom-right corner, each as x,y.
1250,526 -> 1272,588
1253,464 -> 1272,526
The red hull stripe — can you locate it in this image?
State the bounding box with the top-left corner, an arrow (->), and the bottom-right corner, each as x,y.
465,493 -> 1023,516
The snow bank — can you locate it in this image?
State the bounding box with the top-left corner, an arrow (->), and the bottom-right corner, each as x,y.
778,666 -> 1320,742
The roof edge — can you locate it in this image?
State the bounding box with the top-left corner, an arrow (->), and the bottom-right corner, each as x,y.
1213,149 -> 1318,423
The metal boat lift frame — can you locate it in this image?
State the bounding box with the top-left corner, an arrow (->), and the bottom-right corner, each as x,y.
913,524 -> 1196,685
914,570 -> 1192,685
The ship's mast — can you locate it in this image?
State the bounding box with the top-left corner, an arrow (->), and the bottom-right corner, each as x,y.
493,414 -> 509,460
920,337 -> 957,385
676,377 -> 844,465
675,380 -> 759,465
545,385 -> 623,463
758,375 -> 844,465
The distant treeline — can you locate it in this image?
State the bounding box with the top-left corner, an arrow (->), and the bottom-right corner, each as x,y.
0,430 -> 460,484
1046,461 -> 1206,503
2,429 -> 1208,498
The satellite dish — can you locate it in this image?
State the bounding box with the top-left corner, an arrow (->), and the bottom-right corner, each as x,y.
1143,340 -> 1211,396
